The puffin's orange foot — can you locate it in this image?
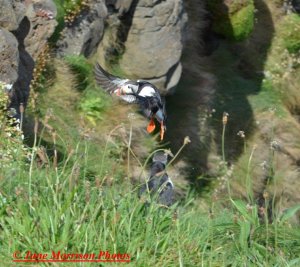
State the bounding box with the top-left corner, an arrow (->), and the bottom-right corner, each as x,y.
160,123 -> 165,141
147,118 -> 156,133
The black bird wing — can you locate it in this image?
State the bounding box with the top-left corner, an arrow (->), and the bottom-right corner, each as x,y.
94,62 -> 127,94
94,63 -> 139,104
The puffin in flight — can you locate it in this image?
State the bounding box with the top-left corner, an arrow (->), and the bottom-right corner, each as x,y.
94,63 -> 166,140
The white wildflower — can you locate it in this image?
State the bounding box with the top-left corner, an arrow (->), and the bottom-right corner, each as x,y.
270,140 -> 281,151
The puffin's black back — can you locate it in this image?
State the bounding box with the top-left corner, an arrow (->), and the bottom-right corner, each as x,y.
138,97 -> 161,118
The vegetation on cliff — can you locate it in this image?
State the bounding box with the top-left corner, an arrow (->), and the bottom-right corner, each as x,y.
280,13 -> 300,54
1,109 -> 300,266
208,0 -> 255,41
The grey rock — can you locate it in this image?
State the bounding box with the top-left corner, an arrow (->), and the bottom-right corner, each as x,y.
119,0 -> 187,93
0,0 -> 58,117
145,62 -> 182,94
24,0 -> 57,60
97,0 -> 187,93
0,0 -> 26,31
0,28 -> 19,84
96,14 -> 122,70
13,0 -> 27,26
56,0 -> 107,57
115,0 -> 134,14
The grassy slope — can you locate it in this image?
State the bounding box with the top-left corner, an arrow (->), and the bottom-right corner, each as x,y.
1,145 -> 300,266
1,55 -> 300,265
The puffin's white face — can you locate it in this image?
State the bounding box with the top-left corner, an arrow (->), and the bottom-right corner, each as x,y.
115,84 -> 133,96
122,84 -> 135,94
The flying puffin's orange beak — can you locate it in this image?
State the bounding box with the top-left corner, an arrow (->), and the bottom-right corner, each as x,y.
160,122 -> 165,141
147,118 -> 156,133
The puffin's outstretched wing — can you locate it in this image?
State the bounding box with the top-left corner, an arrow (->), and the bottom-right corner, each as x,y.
94,63 -> 139,104
94,63 -> 128,94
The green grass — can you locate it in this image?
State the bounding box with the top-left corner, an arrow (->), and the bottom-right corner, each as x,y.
1,142 -> 300,266
248,79 -> 287,117
263,11 -> 300,115
2,73 -> 300,266
209,0 -> 255,41
280,14 -> 300,54
65,55 -> 93,91
2,61 -> 300,266
31,56 -> 123,178
64,55 -> 111,124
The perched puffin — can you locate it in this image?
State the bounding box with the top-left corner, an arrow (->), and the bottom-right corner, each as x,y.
94,63 -> 166,140
139,151 -> 174,207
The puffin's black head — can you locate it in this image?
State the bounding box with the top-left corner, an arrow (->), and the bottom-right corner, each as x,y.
153,151 -> 168,165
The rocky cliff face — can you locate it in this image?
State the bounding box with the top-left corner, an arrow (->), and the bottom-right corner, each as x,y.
0,0 -> 57,116
119,0 -> 187,93
56,0 -> 107,57
0,0 -> 187,117
97,0 -> 187,94
0,29 -> 19,84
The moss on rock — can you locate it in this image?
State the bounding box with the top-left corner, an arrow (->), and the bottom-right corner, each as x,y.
208,0 -> 255,41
